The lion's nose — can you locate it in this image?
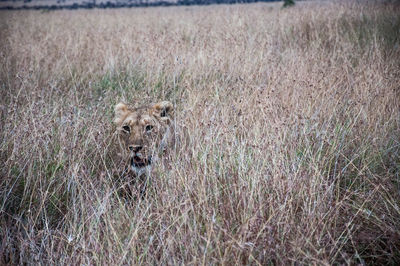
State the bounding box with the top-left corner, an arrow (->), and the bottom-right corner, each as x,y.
129,145 -> 143,152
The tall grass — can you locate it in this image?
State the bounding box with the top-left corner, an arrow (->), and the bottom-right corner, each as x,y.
1,1 -> 400,264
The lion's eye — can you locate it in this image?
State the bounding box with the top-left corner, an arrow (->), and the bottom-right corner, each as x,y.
145,125 -> 154,132
122,125 -> 130,133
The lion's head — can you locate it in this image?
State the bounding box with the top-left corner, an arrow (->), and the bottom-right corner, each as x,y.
114,101 -> 174,175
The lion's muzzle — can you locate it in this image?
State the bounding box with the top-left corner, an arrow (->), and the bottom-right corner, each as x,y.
130,154 -> 152,168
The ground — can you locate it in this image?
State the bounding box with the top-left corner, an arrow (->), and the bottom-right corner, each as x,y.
0,1 -> 399,264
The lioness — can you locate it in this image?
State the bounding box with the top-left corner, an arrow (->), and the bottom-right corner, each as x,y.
113,101 -> 174,196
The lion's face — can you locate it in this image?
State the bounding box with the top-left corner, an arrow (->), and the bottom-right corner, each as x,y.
114,101 -> 173,174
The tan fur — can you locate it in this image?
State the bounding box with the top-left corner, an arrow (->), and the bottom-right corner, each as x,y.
113,101 -> 174,177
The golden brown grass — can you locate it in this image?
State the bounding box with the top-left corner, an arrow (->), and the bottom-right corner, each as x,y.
1,1 -> 400,264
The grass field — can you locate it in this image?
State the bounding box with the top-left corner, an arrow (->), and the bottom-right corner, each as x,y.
1,1 -> 400,264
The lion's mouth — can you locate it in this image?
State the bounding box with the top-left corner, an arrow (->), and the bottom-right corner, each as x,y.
131,155 -> 152,168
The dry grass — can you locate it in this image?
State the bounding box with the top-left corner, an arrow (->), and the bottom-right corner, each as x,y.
1,1 -> 400,264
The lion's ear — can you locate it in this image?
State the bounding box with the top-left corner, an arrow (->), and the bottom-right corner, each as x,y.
114,102 -> 129,126
152,101 -> 173,118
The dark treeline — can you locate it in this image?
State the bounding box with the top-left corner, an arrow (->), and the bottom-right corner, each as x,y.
0,0 -> 280,10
